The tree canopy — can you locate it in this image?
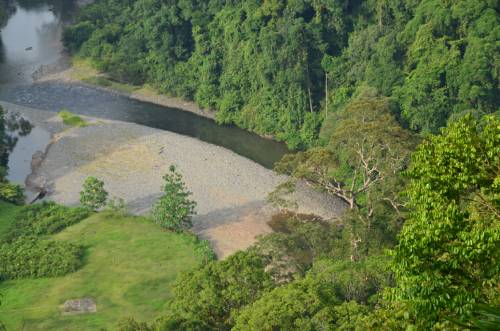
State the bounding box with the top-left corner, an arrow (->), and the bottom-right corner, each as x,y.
389,115 -> 500,325
64,0 -> 499,148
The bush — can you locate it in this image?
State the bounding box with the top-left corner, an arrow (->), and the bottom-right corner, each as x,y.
257,214 -> 341,279
158,250 -> 274,330
0,182 -> 24,205
80,177 -> 108,210
0,237 -> 83,280
2,201 -> 89,242
180,232 -> 216,263
152,166 -> 196,231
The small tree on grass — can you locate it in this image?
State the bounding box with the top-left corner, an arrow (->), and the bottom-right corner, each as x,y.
80,177 -> 108,211
152,165 -> 196,231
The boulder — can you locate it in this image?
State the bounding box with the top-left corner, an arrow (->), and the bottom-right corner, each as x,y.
61,298 -> 97,315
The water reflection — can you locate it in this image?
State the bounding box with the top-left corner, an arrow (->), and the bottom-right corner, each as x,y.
0,109 -> 34,182
0,0 -> 76,84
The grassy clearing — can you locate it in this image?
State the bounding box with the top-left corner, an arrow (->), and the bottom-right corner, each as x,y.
59,110 -> 88,127
71,58 -> 140,94
0,212 -> 204,330
69,57 -> 100,81
0,201 -> 21,238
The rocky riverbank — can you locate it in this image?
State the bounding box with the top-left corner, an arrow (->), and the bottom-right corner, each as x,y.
2,101 -> 346,258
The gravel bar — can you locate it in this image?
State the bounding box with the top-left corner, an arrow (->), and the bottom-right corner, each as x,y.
2,101 -> 346,258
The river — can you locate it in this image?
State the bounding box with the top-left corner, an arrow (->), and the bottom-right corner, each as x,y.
0,0 -> 289,188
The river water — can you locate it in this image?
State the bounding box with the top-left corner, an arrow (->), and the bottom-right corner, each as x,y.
0,0 -> 288,185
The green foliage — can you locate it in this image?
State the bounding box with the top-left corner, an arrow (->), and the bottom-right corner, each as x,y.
152,165 -> 196,231
173,231 -> 216,265
63,0 -> 353,148
2,201 -> 89,242
62,21 -> 95,52
276,96 -> 417,258
50,1 -> 500,329
59,109 -> 88,127
356,301 -> 421,330
452,304 -> 500,331
394,0 -> 499,132
389,115 -> 500,324
257,214 -> 342,279
157,250 -> 275,330
233,257 -> 391,330
326,0 -> 499,133
0,237 -> 82,280
0,182 -> 24,205
80,176 -> 108,211
65,0 -> 498,146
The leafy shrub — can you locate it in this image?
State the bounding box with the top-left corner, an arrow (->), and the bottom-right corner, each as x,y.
80,176 -> 108,210
59,109 -> 88,127
2,201 -> 89,242
152,166 -> 196,231
0,182 -> 24,205
0,237 -> 83,280
180,232 -> 216,263
158,250 -> 274,330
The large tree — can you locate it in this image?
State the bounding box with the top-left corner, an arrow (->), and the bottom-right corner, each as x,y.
276,95 -> 417,259
389,115 -> 500,324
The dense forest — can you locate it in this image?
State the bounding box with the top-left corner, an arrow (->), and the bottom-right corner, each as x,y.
64,0 -> 499,148
61,0 -> 500,330
0,0 -> 497,329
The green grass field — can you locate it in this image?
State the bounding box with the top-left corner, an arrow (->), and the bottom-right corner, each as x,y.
0,212 -> 203,330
